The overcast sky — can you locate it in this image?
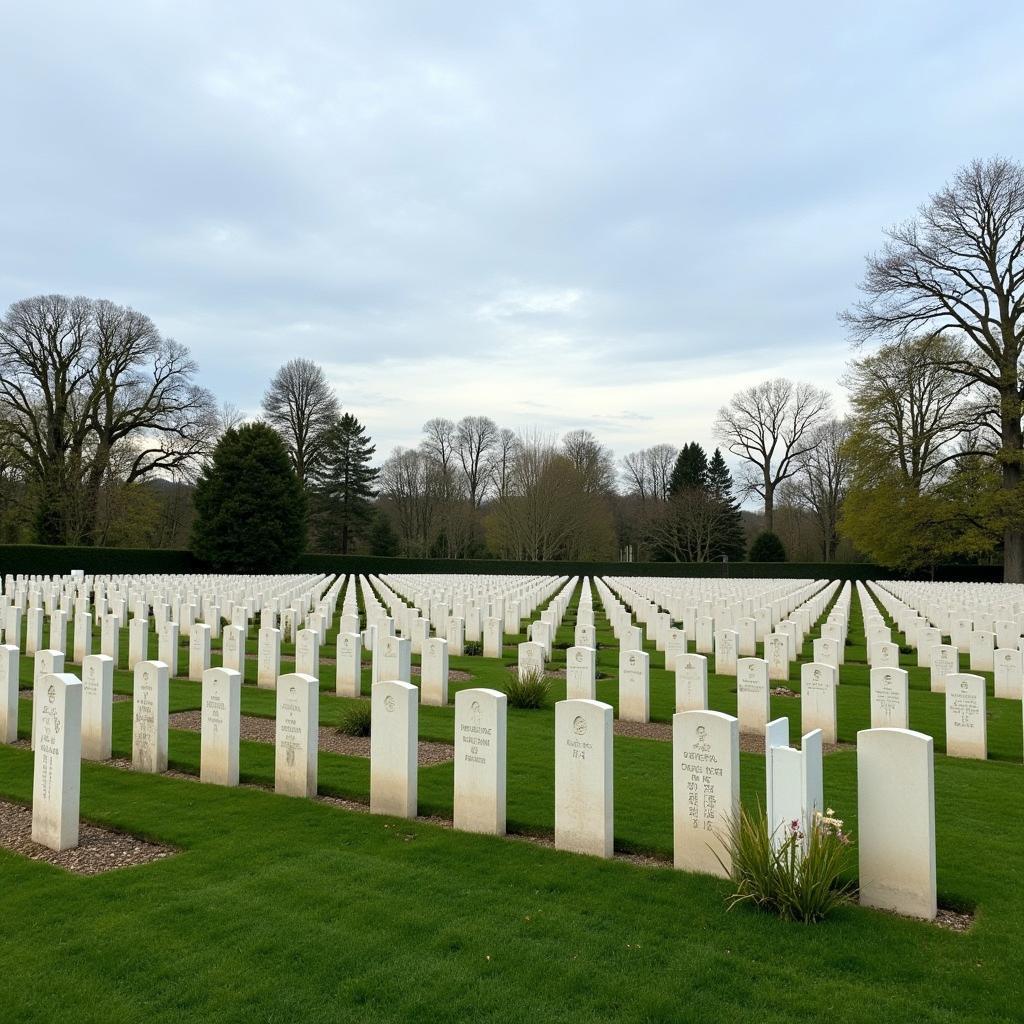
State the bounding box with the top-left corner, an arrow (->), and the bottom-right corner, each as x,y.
1,1 -> 1019,468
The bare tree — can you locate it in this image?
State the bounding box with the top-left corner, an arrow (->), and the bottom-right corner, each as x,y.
620,444 -> 678,501
788,418 -> 852,560
488,428 -> 519,499
0,294 -> 216,544
714,378 -> 831,532
261,358 -> 338,484
420,417 -> 458,477
454,415 -> 498,507
561,429 -> 616,495
842,157 -> 1024,580
377,447 -> 442,556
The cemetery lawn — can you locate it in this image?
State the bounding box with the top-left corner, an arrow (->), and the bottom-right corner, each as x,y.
1,585 -> 1022,1023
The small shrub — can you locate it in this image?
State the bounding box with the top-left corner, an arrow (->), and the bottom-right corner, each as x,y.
463,640 -> 482,656
717,802 -> 855,923
336,702 -> 372,737
506,667 -> 551,710
749,531 -> 787,562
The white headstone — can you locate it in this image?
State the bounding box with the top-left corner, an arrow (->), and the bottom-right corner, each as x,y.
189,623 -> 211,682
421,637 -> 449,707
335,632 -> 362,698
869,667 -> 909,730
857,728 -> 936,920
554,698 -> 613,858
0,644 -> 19,742
672,709 -> 739,878
159,621 -> 179,677
295,628 -> 320,679
81,654 -> 114,761
945,673 -> 987,759
370,679 -> 418,818
994,647 -> 1023,700
257,626 -> 281,689
618,649 -> 650,723
200,667 -> 242,786
565,645 -> 596,700
736,657 -> 770,735
800,662 -> 837,744
31,672 -> 82,851
132,660 -> 169,773
674,654 -> 708,712
275,672 -> 319,797
453,688 -> 507,835
222,624 -> 247,676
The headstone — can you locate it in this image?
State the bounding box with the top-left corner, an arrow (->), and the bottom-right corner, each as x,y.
31,673 -> 82,851
672,709 -> 739,878
800,662 -> 837,744
564,645 -> 596,700
574,623 -> 596,649
765,633 -> 791,681
159,621 -> 180,677
869,641 -> 900,669
25,607 -> 44,656
994,647 -> 1023,700
0,644 -> 19,742
222,624 -> 246,676
81,654 -> 114,760
929,645 -> 958,693
189,623 -> 211,682
695,616 -> 714,655
870,667 -> 909,730
132,660 -> 169,773
295,628 -> 320,679
554,699 -> 613,858
257,626 -> 281,689
483,616 -> 503,658
421,637 -> 449,707
73,611 -> 92,664
969,630 -> 995,672
812,636 -> 839,669
674,654 -> 708,712
453,688 -> 507,835
378,634 -> 411,683
857,728 -> 936,920
517,641 -> 545,680
370,679 -> 418,818
714,629 -> 739,676
31,650 -> 64,749
100,614 -> 119,668
200,667 -> 242,786
945,673 -> 987,759
665,628 -> 687,672
736,657 -> 770,735
128,617 -> 149,671
618,649 -> 650,722
446,616 -> 465,656
275,673 -> 319,797
335,632 -> 362,698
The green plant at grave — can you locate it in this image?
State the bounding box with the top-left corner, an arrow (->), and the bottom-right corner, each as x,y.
505,667 -> 551,710
336,701 -> 372,737
463,640 -> 482,656
718,802 -> 856,923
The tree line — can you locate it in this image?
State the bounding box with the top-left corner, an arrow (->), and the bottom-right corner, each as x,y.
1,157 -> 1022,577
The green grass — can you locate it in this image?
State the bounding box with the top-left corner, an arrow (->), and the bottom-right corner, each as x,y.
0,580 -> 1022,1023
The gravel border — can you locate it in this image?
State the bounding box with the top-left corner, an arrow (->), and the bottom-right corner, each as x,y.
612,719 -> 855,755
0,798 -> 177,875
166,711 -> 455,767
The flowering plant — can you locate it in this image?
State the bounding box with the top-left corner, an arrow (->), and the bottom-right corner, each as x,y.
717,803 -> 856,923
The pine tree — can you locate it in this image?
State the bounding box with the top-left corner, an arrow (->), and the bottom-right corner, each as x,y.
749,530 -> 787,562
706,448 -> 746,561
312,413 -> 378,554
369,512 -> 399,555
192,423 -> 306,571
668,443 -> 708,496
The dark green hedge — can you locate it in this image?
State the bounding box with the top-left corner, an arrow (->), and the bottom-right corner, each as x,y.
0,544 -> 1003,583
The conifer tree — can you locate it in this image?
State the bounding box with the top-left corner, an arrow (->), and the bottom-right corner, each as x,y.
668,443 -> 708,496
312,413 -> 378,554
706,448 -> 746,561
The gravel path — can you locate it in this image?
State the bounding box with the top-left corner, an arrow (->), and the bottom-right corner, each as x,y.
166,711 -> 454,767
0,798 -> 176,875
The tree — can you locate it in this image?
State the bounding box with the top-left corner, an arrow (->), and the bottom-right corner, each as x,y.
668,443 -> 708,496
749,531 -> 787,562
620,444 -> 678,501
787,419 -> 851,561
192,423 -> 306,571
261,358 -> 338,484
0,294 -> 216,545
561,429 -> 617,494
706,448 -> 746,561
454,415 -> 499,507
843,157 -> 1024,581
369,512 -> 400,555
377,447 -> 443,556
714,378 -> 831,532
311,413 -> 378,554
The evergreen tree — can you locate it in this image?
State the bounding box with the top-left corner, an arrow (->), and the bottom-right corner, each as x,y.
192,423 -> 306,571
706,448 -> 746,561
668,443 -> 708,496
369,511 -> 399,555
312,413 -> 378,553
749,530 -> 787,562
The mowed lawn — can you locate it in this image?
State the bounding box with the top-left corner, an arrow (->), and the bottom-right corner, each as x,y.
1,581 -> 1022,1023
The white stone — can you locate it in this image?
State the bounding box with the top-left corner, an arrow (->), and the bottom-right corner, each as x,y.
257,627 -> 281,689
189,623 -> 211,682
335,632 -> 362,698
222,624 -> 247,676
695,616 -> 714,654
446,616 -> 465,656
31,650 -> 64,749
132,660 -> 169,773
945,673 -> 987,759
81,654 -> 114,760
736,657 -> 770,735
672,709 -> 739,878
370,679 -> 418,818
800,662 -> 837,744
483,616 -> 503,658
565,645 -> 596,700
674,654 -> 708,712
378,635 -> 411,683
870,667 -> 909,730
764,633 -> 791,681
812,636 -> 839,669
48,610 -> 67,656
857,728 -> 936,920
665,628 -> 687,671
31,672 -> 82,851
0,644 -> 19,742
929,645 -> 958,693
994,647 -> 1023,700
25,607 -> 44,656
158,620 -> 179,677
869,641 -> 900,669
295,628 -> 320,678
969,630 -> 995,672
73,611 -> 92,663
453,688 -> 507,835
275,672 -> 318,797
574,623 -> 596,648
517,641 -> 546,680
200,667 -> 242,786
554,699 -> 613,858
421,637 -> 449,707
128,617 -> 148,671
618,649 -> 650,722
714,629 -> 739,676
